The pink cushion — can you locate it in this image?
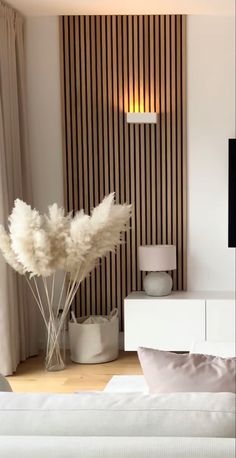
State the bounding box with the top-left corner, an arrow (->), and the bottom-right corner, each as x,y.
138,347 -> 236,393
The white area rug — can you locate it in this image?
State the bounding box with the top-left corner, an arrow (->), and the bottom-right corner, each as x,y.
104,375 -> 148,393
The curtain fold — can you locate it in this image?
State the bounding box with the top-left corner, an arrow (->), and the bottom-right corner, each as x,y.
0,1 -> 38,375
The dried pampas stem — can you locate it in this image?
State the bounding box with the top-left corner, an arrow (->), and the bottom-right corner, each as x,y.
56,272 -> 66,317
0,194 -> 132,371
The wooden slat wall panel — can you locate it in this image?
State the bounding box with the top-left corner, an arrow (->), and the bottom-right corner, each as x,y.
60,15 -> 187,329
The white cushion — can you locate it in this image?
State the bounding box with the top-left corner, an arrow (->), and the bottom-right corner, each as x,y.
0,392 -> 235,438
0,374 -> 12,392
190,341 -> 236,358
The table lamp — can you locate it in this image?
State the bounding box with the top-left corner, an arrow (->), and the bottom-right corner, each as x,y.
138,245 -> 176,296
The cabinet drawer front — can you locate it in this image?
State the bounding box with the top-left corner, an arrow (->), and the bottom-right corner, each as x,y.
124,300 -> 205,351
207,300 -> 235,342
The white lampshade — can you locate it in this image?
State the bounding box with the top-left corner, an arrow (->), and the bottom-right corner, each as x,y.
138,245 -> 176,272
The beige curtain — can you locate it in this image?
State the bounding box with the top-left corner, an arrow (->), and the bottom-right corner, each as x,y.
0,1 -> 38,375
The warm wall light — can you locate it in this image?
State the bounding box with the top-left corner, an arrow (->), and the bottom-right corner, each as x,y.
126,112 -> 157,124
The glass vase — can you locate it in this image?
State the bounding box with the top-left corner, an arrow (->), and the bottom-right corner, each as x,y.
45,316 -> 65,372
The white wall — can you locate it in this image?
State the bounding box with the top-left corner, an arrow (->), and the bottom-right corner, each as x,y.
25,17 -> 64,213
187,15 -> 235,290
25,15 -> 235,292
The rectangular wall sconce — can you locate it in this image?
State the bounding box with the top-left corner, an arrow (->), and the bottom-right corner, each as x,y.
126,112 -> 157,124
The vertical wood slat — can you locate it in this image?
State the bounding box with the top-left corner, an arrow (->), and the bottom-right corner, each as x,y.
60,15 -> 187,329
182,16 -> 187,291
133,16 -> 141,290
128,15 -> 136,292
171,15 -> 177,290
117,15 -> 127,317
95,16 -> 105,317
144,16 -> 151,246
166,16 -> 172,248
112,16 -> 121,312
150,16 -> 156,246
139,15 -> 146,287
156,16 -> 162,247
107,16 -> 116,317
176,15 -> 183,290
85,16 -> 96,316
90,15 -> 100,315
79,16 -> 91,314
160,16 -> 167,245
101,16 -> 111,315
123,16 -> 132,307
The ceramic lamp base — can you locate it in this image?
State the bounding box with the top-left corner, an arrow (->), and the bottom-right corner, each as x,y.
143,271 -> 173,296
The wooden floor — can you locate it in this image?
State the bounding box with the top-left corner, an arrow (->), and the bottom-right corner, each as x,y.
6,352 -> 141,393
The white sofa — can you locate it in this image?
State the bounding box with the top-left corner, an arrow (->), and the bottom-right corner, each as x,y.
0,391 -> 235,458
1,341 -> 235,457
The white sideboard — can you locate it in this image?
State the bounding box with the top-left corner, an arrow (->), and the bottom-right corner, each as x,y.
124,291 -> 235,351
206,299 -> 235,342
